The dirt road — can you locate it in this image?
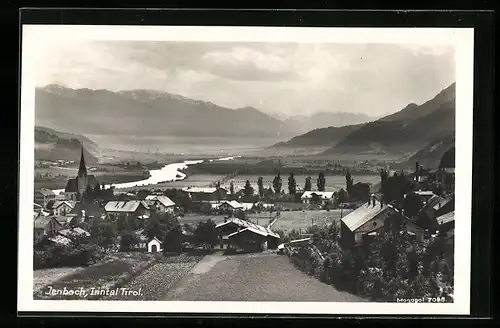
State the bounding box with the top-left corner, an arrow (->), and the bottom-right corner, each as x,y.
164,251 -> 364,302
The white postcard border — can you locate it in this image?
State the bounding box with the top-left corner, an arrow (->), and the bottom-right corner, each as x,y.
19,25 -> 474,315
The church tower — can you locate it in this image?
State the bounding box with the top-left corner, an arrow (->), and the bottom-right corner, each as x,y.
77,145 -> 88,197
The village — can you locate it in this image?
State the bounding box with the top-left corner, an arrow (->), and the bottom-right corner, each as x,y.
33,146 -> 455,302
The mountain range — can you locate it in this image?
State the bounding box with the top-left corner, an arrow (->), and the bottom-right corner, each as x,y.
35,85 -> 375,140
272,82 -> 456,166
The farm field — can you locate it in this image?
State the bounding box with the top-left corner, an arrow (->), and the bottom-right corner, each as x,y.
101,253 -> 204,301
221,174 -> 380,192
33,252 -> 161,300
248,209 -> 351,233
33,266 -> 86,293
179,214 -> 227,226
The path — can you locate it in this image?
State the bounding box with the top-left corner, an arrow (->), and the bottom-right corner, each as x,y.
163,251 -> 364,302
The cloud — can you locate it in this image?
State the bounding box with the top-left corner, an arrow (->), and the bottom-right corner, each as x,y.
34,40 -> 456,117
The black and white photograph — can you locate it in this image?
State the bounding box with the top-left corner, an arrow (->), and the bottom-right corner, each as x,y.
19,25 -> 474,315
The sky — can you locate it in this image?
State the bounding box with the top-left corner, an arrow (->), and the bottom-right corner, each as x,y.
35,41 -> 455,118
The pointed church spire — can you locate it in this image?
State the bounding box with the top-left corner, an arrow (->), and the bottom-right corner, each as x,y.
78,144 -> 87,177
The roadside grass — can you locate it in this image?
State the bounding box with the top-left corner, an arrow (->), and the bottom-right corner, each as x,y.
33,267 -> 86,293
33,252 -> 161,300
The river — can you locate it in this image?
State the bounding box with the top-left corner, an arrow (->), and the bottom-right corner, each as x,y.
51,156 -> 241,195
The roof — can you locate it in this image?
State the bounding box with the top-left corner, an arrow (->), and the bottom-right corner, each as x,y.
33,203 -> 43,209
216,217 -> 280,239
50,200 -> 77,210
433,195 -> 454,211
58,227 -> 90,238
146,195 -> 176,207
52,216 -> 72,226
148,236 -> 163,244
341,200 -> 393,232
182,187 -> 219,194
64,175 -> 99,193
34,216 -> 59,229
104,200 -> 149,213
288,238 -> 311,245
301,191 -> 335,199
48,235 -> 72,245
415,190 -> 436,197
36,188 -> 55,196
436,211 -> 455,225
221,200 -> 244,209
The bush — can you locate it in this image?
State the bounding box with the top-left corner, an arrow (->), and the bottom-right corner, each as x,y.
33,242 -> 105,269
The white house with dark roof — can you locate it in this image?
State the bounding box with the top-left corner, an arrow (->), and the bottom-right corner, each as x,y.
104,200 -> 150,219
34,188 -> 56,207
301,191 -> 335,205
340,198 -> 424,247
182,186 -> 228,202
144,195 -> 176,213
47,200 -> 77,216
216,217 -> 281,251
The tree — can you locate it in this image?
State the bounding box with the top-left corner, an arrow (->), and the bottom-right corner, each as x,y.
244,180 -> 254,197
143,216 -> 166,240
288,173 -> 297,195
90,221 -> 117,249
163,225 -> 183,253
194,219 -> 219,249
273,172 -> 282,194
257,176 -> 265,198
304,176 -> 312,191
216,181 -> 221,203
345,170 -> 354,196
317,172 -> 326,192
230,181 -> 235,196
119,231 -> 139,251
337,188 -> 348,203
351,182 -> 371,202
403,191 -> 423,218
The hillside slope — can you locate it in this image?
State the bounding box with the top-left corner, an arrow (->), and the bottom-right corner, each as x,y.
392,133 -> 455,169
271,124 -> 364,148
322,83 -> 456,156
35,126 -> 99,163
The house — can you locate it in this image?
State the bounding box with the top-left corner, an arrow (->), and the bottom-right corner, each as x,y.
340,197 -> 424,247
52,215 -> 73,228
34,216 -> 62,242
33,203 -> 43,214
182,187 -> 228,202
147,237 -> 163,253
34,188 -> 56,207
70,202 -> 106,221
218,200 -> 244,213
58,227 -> 90,240
414,190 -> 437,203
64,146 -> 99,201
435,211 -> 455,235
47,200 -> 77,216
144,195 -> 176,213
301,191 -> 335,205
216,217 -> 281,251
104,200 -> 150,219
433,194 -> 454,217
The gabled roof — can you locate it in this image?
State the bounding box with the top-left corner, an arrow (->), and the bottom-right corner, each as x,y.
436,211 -> 454,225
216,217 -> 280,239
58,227 -> 90,238
182,187 -> 227,193
341,200 -> 393,232
301,191 -> 335,199
146,195 -> 176,207
415,190 -> 436,197
104,200 -> 149,212
49,200 -> 77,210
433,195 -> 454,211
221,200 -> 244,209
33,203 -> 43,209
148,236 -> 163,245
65,179 -> 78,193
48,235 -> 72,245
52,216 -> 72,226
36,188 -> 55,196
34,216 -> 59,229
